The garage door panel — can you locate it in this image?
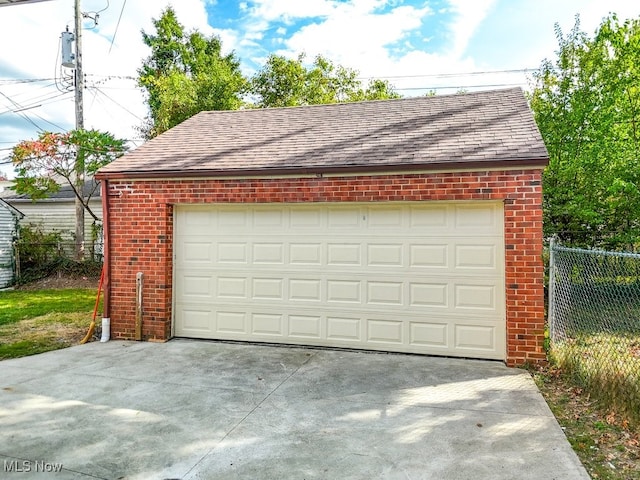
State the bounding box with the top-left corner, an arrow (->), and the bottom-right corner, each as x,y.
182,209 -> 213,227
327,316 -> 361,341
409,204 -> 448,228
367,319 -> 403,344
180,309 -> 211,331
409,321 -> 449,348
367,208 -> 404,228
367,244 -> 403,266
290,243 -> 322,265
181,276 -> 212,297
327,280 -> 361,303
454,278 -> 504,313
251,313 -> 284,336
409,244 -> 448,268
455,244 -> 497,269
216,311 -> 248,334
454,204 -> 501,229
289,315 -> 322,339
252,208 -> 284,227
290,208 -> 322,227
253,243 -> 284,264
289,279 -> 322,301
174,202 -> 506,359
217,277 -> 247,299
217,208 -> 248,228
409,282 -> 448,307
455,324 -> 497,352
327,243 -> 362,265
252,278 -> 284,300
182,242 -> 212,262
217,242 -> 248,263
367,281 -> 403,305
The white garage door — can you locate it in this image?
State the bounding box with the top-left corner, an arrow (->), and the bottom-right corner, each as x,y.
174,202 -> 506,359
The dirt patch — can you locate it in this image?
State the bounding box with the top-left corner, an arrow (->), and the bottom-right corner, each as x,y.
0,312 -> 95,360
17,274 -> 101,291
4,314 -> 90,344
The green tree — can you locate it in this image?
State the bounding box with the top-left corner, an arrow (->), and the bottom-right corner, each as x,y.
250,53 -> 400,107
11,129 -> 127,259
138,7 -> 247,138
530,14 -> 640,249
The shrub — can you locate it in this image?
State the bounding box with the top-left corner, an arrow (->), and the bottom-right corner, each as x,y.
15,225 -> 102,284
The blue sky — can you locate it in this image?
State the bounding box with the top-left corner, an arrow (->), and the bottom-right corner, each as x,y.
1,0 -> 640,178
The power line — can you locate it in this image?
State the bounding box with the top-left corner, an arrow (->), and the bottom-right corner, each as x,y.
360,67 -> 540,81
395,82 -> 529,92
3,66 -> 541,86
0,92 -> 73,118
88,85 -> 143,121
0,90 -> 43,131
109,0 -> 127,54
0,78 -> 57,84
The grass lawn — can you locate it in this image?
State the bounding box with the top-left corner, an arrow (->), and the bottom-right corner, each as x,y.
551,333 -> 640,426
0,289 -> 97,360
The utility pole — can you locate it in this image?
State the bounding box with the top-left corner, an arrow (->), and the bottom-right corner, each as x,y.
74,0 -> 84,131
74,0 -> 85,260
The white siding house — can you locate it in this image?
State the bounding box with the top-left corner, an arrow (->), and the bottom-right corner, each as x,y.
1,181 -> 103,254
0,199 -> 23,288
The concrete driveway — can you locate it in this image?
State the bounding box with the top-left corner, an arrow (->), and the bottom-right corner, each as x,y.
0,340 -> 589,479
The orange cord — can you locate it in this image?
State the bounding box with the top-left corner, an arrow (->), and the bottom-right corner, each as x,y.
80,266 -> 105,345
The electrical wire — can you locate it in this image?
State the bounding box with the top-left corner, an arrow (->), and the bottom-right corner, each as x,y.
0,91 -> 73,116
0,90 -> 44,132
395,82 -> 529,92
95,0 -> 110,15
358,67 -> 540,81
109,0 -> 127,54
0,78 -> 57,85
16,86 -> 68,104
88,85 -> 143,121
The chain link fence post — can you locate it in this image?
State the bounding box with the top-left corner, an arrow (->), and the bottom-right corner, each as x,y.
548,236 -> 557,341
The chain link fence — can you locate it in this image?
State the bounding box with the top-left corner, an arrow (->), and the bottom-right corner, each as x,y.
548,239 -> 640,422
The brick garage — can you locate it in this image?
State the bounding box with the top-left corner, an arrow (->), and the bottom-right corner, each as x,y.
97,88 -> 548,366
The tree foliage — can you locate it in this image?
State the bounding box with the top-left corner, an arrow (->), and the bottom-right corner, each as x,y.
138,7 -> 247,138
11,130 -> 126,212
251,53 -> 400,107
137,10 -> 401,134
11,129 -> 126,258
530,14 -> 640,249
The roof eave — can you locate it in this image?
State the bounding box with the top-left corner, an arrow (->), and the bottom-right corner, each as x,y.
0,198 -> 24,218
95,157 -> 549,181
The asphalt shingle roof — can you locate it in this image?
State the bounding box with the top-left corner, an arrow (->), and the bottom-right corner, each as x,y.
1,180 -> 100,201
97,88 -> 548,178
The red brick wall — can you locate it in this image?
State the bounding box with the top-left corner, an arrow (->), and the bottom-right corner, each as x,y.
104,169 -> 545,366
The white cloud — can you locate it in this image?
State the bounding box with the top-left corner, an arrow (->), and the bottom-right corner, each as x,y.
247,0 -> 337,23
251,0 -> 498,96
281,2 -> 431,66
447,0 -> 497,57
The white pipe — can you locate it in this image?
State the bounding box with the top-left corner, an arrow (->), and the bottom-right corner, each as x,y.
100,317 -> 110,342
